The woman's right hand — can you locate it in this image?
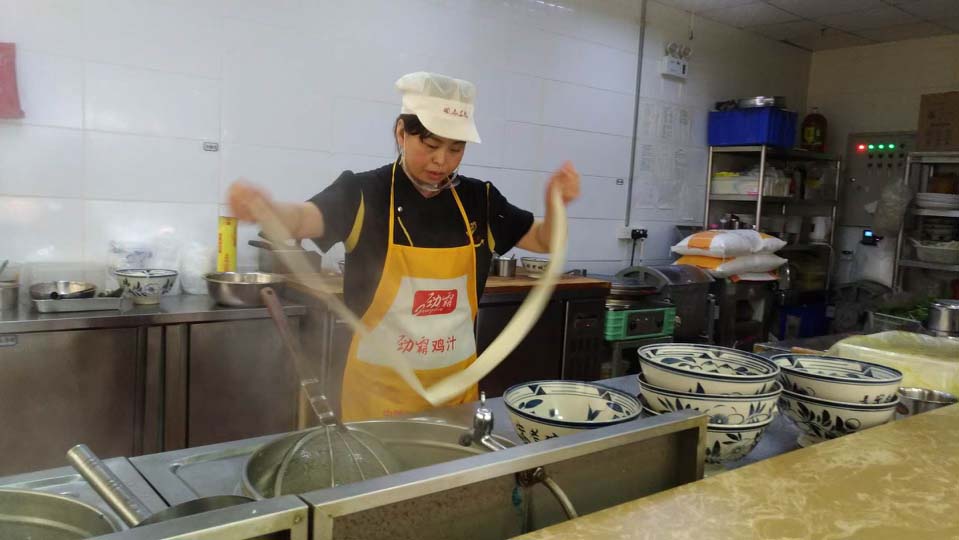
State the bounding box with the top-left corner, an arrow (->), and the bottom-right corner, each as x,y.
227,179 -> 271,222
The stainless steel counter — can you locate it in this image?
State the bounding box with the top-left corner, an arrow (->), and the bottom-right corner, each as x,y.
0,294 -> 306,333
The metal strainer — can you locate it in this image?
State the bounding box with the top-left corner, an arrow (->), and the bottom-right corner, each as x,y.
260,287 -> 401,495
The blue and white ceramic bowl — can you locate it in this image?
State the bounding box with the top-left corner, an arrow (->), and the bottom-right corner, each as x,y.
638,344 -> 779,395
503,381 -> 641,443
771,354 -> 902,404
114,269 -> 178,305
637,374 -> 780,425
643,407 -> 772,464
779,387 -> 899,446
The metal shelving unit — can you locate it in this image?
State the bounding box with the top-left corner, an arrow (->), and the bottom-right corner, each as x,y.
893,151 -> 959,290
704,144 -> 843,289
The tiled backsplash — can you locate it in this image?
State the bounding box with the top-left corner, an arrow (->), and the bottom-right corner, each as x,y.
0,0 -> 812,280
0,0 -> 641,276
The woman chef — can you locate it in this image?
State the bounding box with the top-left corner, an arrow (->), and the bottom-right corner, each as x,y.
228,72 -> 580,421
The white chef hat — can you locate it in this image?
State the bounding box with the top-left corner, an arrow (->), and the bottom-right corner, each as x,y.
395,72 -> 482,144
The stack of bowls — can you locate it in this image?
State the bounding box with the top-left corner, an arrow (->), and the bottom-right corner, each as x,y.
637,344 -> 781,464
772,354 -> 902,446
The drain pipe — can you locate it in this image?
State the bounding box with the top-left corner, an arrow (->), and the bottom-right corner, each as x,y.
624,0 -> 648,228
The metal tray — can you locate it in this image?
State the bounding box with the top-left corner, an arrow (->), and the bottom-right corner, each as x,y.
33,297 -> 126,313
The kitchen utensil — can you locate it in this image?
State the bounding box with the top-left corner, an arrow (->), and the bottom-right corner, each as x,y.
492,255 -> 517,277
29,281 -> 97,300
0,281 -> 17,311
33,297 -> 125,313
66,444 -> 252,528
0,488 -> 119,539
926,299 -> 959,337
248,239 -> 323,274
896,387 -> 958,417
260,287 -> 400,495
0,260 -> 8,277
204,272 -> 285,307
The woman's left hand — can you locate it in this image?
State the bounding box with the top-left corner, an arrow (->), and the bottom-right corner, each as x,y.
546,161 -> 581,207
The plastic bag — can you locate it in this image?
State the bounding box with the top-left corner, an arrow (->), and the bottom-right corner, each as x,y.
180,242 -> 215,295
872,181 -> 913,236
672,230 -> 786,257
827,331 -> 959,396
852,240 -> 896,288
675,253 -> 786,278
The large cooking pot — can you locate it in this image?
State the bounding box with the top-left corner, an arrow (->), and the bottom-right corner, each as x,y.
0,488 -> 120,539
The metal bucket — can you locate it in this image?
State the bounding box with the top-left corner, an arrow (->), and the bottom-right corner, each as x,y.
0,489 -> 120,539
243,419 -> 513,499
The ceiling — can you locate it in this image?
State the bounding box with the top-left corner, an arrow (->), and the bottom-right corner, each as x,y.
653,0 -> 959,51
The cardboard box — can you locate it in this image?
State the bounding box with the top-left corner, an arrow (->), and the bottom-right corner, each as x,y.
917,91 -> 959,151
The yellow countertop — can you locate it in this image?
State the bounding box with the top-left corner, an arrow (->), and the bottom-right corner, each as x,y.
514,404 -> 959,539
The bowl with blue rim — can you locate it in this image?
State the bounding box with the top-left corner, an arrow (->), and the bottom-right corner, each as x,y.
637,373 -> 781,426
637,344 -> 780,395
770,354 -> 902,404
643,407 -> 773,463
778,387 -> 899,447
503,380 -> 641,443
113,269 -> 178,305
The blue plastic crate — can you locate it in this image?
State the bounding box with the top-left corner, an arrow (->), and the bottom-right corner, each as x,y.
708,108 -> 797,147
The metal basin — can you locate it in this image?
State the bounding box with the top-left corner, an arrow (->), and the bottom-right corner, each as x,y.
243,419 -> 513,499
0,489 -> 119,539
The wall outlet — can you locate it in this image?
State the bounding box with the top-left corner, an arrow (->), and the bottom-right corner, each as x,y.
662,56 -> 688,80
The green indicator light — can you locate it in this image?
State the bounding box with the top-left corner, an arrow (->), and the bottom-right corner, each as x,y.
888,143 -> 896,149
868,144 -> 875,150
878,144 -> 886,149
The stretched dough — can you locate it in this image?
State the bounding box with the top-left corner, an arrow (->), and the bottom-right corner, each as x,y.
252,188 -> 567,406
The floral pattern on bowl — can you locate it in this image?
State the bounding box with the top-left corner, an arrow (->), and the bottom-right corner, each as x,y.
504,380 -> 640,444
643,407 -> 772,463
114,269 -> 177,305
771,354 -> 902,404
638,344 -> 779,395
637,374 -> 780,425
778,388 -> 898,445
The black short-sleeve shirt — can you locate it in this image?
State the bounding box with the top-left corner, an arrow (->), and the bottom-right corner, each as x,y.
309,162 -> 535,314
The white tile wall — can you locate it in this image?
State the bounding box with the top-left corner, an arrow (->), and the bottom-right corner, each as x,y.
0,125 -> 83,198
2,0 -> 644,276
0,197 -> 85,261
84,131 -> 220,203
84,62 -> 220,139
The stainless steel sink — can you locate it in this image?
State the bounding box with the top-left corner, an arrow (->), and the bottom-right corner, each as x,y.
243,420 -> 514,498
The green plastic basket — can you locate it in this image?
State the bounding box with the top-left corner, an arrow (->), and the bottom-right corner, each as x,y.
604,307 -> 676,341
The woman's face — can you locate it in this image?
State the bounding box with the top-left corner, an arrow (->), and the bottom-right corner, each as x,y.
396,121 -> 466,187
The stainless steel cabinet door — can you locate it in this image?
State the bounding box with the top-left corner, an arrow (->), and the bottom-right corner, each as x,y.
0,328 -> 141,476
187,319 -> 298,447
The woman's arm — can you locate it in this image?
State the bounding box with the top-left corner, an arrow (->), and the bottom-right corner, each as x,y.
227,179 -> 325,239
515,161 -> 580,253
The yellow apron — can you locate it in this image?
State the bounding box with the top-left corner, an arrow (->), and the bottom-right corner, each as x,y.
340,162 -> 480,421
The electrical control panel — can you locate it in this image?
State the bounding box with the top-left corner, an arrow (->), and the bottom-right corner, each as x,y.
839,131 -> 916,227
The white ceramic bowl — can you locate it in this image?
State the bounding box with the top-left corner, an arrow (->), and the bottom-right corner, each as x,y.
778,388 -> 899,446
643,407 -> 772,463
503,380 -> 641,443
114,269 -> 178,305
521,257 -> 549,274
771,354 -> 902,404
638,344 -> 779,395
637,374 -> 781,425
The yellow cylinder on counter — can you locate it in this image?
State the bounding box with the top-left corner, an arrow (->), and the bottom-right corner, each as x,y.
217,216 -> 238,272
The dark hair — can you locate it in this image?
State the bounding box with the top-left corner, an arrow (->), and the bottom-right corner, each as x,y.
394,114 -> 434,152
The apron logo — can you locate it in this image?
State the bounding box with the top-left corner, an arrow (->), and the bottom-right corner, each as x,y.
412,289 -> 458,316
